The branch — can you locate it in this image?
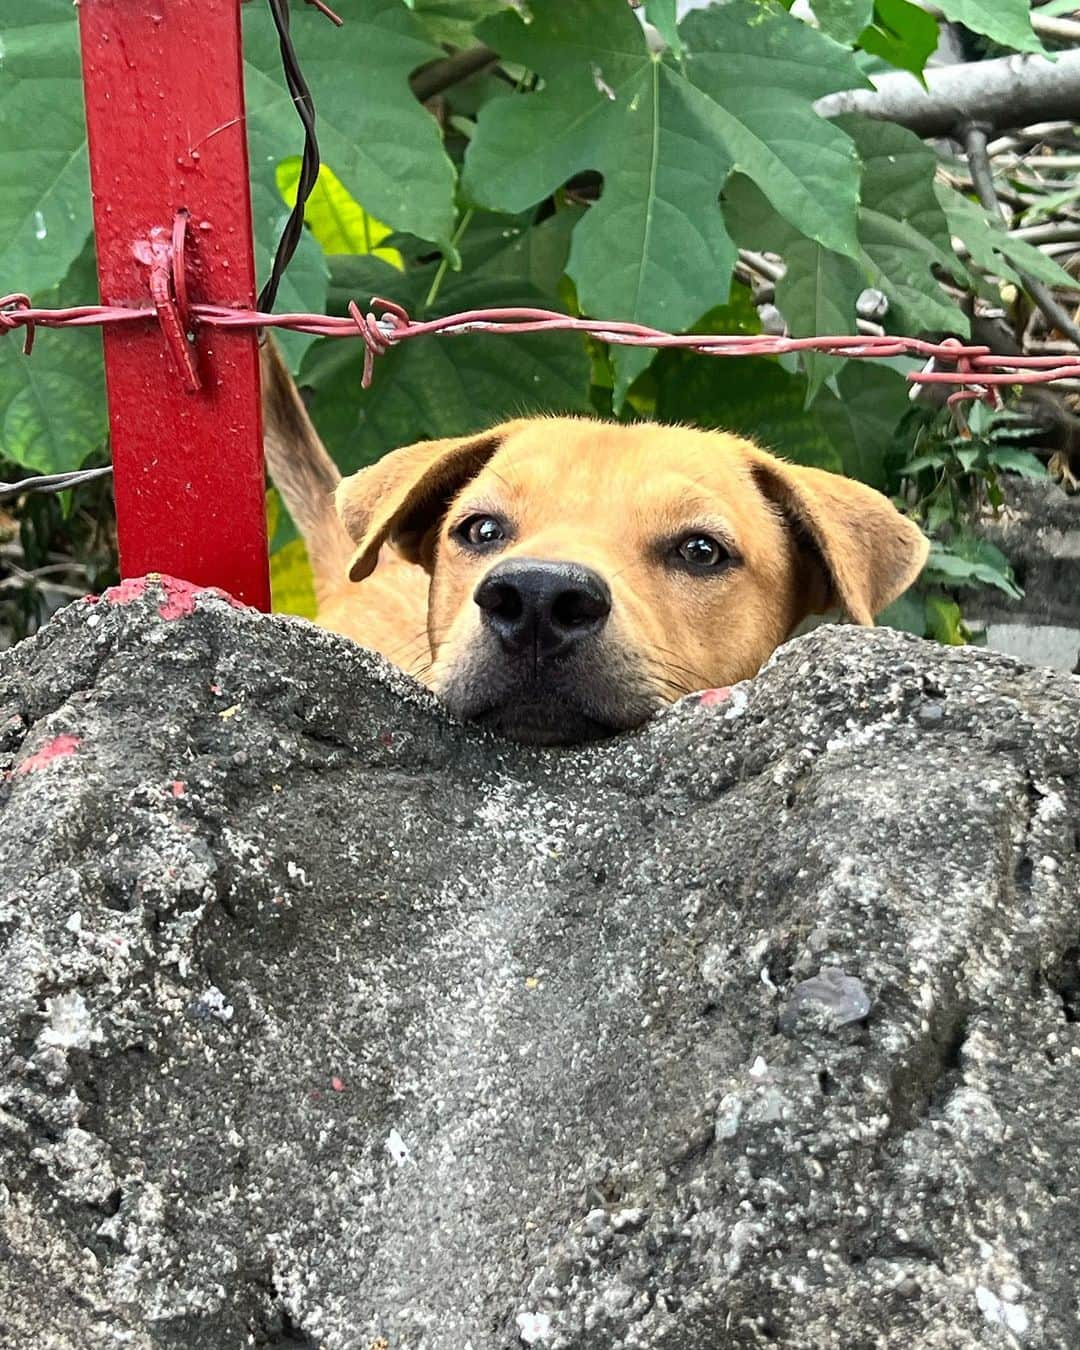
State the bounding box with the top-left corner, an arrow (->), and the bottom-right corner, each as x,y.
411,45 -> 498,102
964,123 -> 1080,350
815,51 -> 1080,138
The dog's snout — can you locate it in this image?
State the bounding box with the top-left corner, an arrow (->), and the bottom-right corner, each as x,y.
474,560 -> 611,656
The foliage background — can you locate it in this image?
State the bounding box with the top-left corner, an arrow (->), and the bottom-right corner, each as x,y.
1,0 -> 1074,642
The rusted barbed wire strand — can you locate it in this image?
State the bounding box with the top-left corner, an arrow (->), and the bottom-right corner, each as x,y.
5,290 -> 1080,391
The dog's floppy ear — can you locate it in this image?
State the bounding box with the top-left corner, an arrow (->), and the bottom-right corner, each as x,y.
751,452 -> 929,625
336,421 -> 524,582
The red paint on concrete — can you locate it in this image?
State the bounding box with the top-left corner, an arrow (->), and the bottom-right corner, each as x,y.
16,734 -> 82,775
97,577 -> 151,606
171,780 -> 186,798
330,1077 -> 346,1093
698,687 -> 732,708
93,574 -> 245,618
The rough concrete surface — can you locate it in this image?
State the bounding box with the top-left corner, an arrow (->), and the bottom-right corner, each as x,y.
1,576 -> 1079,1350
971,479 -> 1080,673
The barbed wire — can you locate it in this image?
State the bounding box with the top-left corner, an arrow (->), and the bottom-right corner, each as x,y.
3,1 -> 1079,503
0,464 -> 112,503
4,280 -> 1080,498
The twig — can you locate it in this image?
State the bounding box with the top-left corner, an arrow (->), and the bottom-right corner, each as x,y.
1031,11 -> 1080,43
737,249 -> 784,284
965,123 -> 1080,349
1008,222 -> 1080,245
987,122 -> 1077,157
997,153 -> 1080,172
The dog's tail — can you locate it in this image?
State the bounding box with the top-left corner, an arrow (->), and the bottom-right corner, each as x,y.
259,337 -> 351,604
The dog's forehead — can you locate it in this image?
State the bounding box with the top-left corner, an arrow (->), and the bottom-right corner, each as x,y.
475,415 -> 766,521
481,418 -> 757,497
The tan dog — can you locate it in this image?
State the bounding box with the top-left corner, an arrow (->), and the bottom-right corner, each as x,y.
261,342 -> 928,744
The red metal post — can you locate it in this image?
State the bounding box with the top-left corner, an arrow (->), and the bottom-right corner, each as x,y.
77,0 -> 271,610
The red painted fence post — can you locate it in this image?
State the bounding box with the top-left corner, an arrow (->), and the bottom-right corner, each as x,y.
77,0 -> 271,611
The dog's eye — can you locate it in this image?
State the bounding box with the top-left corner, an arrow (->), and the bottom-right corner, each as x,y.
676,534 -> 728,568
458,514 -> 506,547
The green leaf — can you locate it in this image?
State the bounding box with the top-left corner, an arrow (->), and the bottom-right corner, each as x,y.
408,0 -> 509,47
242,0 -> 457,254
464,0 -> 864,398
932,0 -> 1042,54
463,207 -> 583,295
0,0 -> 92,297
776,239 -> 865,402
680,5 -> 864,258
876,587 -> 927,635
988,446 -> 1050,479
0,242 -> 106,474
653,351 -> 844,472
1020,185 -> 1080,226
903,451 -> 947,474
812,0 -> 874,46
644,1 -> 682,56
301,267 -> 591,474
267,489 -> 317,619
276,157 -> 404,266
724,175 -> 863,401
857,0 -> 939,81
813,361 -> 911,489
839,117 -> 969,334
936,184 -> 1079,292
924,594 -> 968,645
925,538 -> 1023,598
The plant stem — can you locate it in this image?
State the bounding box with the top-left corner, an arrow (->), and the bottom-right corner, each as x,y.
424,209 -> 476,314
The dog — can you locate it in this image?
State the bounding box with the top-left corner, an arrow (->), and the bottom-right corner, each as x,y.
261,341 -> 929,745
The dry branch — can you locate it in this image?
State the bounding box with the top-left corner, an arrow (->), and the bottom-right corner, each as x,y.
815,51 -> 1080,138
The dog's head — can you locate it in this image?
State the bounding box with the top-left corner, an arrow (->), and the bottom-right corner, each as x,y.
337,418 -> 928,745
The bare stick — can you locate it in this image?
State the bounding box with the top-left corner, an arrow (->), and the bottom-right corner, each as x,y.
965,123 -> 1080,349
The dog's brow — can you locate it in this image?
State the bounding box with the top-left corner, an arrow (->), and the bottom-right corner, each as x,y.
653,507 -> 740,553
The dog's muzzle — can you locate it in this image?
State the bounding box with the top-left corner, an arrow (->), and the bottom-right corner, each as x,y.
473,559 -> 612,658
437,558 -> 656,745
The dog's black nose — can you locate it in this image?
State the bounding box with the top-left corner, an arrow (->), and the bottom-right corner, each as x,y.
474,560 -> 611,657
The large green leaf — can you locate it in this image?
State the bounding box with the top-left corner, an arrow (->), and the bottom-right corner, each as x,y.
0,242 -> 106,474
0,0 -> 92,297
812,0 -> 874,46
933,0 -> 1042,54
725,175 -> 865,402
455,207 -> 583,295
651,338 -> 912,491
840,117 -> 969,334
777,239 -> 865,401
644,1 -> 683,57
301,263 -> 591,473
276,157 -> 404,266
652,350 -> 844,472
813,361 -> 912,489
408,0 -> 508,47
464,0 -> 864,396
242,0 -> 457,255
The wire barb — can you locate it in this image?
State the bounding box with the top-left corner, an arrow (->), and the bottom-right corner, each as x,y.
0,294 -> 35,355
